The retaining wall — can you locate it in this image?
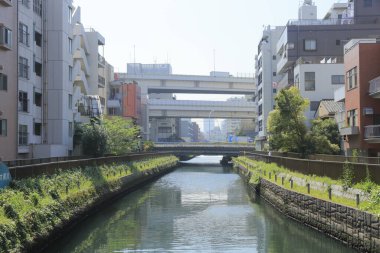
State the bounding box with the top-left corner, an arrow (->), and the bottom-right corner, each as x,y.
9,152 -> 170,180
237,165 -> 380,253
246,152 -> 380,184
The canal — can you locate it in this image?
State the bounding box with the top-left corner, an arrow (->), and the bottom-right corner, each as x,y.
44,156 -> 356,253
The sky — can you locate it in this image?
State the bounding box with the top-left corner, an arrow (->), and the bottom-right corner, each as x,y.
74,0 -> 336,76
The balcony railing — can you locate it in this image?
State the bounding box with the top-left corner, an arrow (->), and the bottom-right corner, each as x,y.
369,76 -> 380,96
365,125 -> 380,139
296,56 -> 344,65
340,126 -> 359,136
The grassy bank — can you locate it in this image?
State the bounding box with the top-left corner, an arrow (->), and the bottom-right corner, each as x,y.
0,155 -> 178,253
233,156 -> 380,215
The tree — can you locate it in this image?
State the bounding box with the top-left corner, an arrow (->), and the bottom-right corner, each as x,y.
309,118 -> 340,155
103,116 -> 140,155
81,119 -> 108,157
267,87 -> 310,154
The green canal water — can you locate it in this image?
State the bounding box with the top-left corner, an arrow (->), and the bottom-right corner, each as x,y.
43,156 -> 356,253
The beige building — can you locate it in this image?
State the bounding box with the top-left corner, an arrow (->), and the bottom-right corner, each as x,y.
0,0 -> 17,160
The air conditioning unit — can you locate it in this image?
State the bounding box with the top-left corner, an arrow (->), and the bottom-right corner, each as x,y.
364,107 -> 374,115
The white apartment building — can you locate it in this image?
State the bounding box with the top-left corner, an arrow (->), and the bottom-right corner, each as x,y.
255,26 -> 284,151
7,1 -> 111,159
294,57 -> 344,127
72,8 -> 108,123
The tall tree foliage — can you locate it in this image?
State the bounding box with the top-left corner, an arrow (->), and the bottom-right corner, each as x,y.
78,116 -> 141,156
267,87 -> 342,155
103,116 -> 140,155
81,119 -> 108,157
267,87 -> 309,154
309,118 -> 340,155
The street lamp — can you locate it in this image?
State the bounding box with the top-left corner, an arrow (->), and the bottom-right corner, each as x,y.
208,110 -> 214,142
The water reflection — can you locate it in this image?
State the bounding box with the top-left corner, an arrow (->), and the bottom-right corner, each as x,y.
44,156 -> 356,253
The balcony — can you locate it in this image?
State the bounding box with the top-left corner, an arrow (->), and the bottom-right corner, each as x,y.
0,0 -> 12,6
340,126 -> 359,136
369,76 -> 380,98
364,125 -> 380,143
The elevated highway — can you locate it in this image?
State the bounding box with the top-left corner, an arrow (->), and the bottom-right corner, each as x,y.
148,99 -> 256,119
115,74 -> 255,95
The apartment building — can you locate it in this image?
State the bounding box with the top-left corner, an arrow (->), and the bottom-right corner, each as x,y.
341,39 -> 380,156
255,0 -> 380,150
0,1 -> 112,160
108,81 -> 141,124
254,26 -> 284,150
0,0 -> 17,161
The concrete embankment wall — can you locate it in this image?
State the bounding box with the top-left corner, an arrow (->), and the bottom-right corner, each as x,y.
9,152 -> 169,180
237,165 -> 380,253
33,163 -> 177,253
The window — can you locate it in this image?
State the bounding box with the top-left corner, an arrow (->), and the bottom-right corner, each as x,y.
18,91 -> 28,112
0,119 -> 7,137
18,125 -> 28,145
273,72 -> 276,77
258,120 -> 263,132
34,122 -> 41,136
258,104 -> 262,116
258,89 -> 262,100
310,101 -> 319,111
304,39 -> 317,51
273,88 -> 277,94
68,6 -> 73,23
331,75 -> 345,85
0,26 -> 12,49
346,67 -> 357,90
68,94 -> 72,109
19,57 -> 29,78
34,92 -> 42,107
347,109 -> 358,127
0,73 -> 7,91
33,0 -> 42,16
364,0 -> 372,7
69,65 -> 73,81
21,0 -> 29,8
272,55 -> 276,60
258,73 -> 262,85
19,23 -> 29,46
68,37 -> 72,53
304,72 -> 315,91
336,40 -> 341,46
69,122 -> 73,137
34,61 -> 42,77
34,31 -> 42,47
